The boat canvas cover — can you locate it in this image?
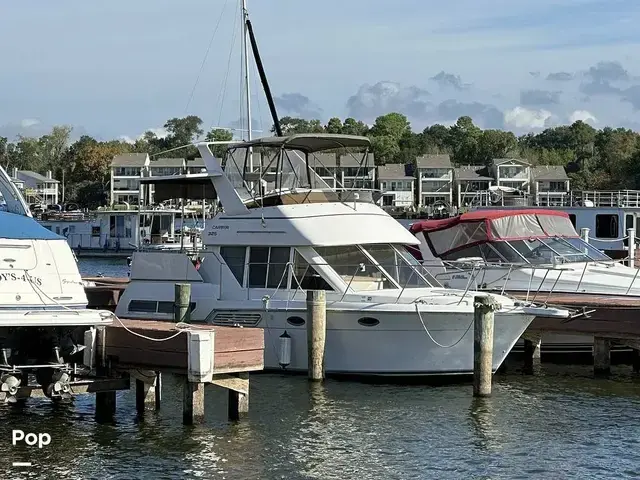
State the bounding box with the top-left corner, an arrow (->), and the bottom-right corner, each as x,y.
410,209 -> 578,256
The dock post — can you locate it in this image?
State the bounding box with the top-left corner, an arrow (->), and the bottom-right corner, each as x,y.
580,228 -> 590,244
182,377 -> 205,425
175,283 -> 192,323
306,290 -> 327,382
473,295 -> 498,397
94,326 -> 116,421
135,372 -> 159,415
228,373 -> 250,421
593,337 -> 611,376
523,332 -> 542,375
628,228 -> 636,268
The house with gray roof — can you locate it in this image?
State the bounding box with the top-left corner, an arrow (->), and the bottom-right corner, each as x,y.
110,153 -> 150,206
338,153 -> 376,189
531,165 -> 570,206
454,165 -> 494,207
491,158 -> 531,193
309,153 -> 338,188
377,164 -> 415,210
10,168 -> 60,205
415,154 -> 453,207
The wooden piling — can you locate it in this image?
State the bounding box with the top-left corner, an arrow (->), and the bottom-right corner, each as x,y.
523,332 -> 542,375
175,283 -> 192,323
154,372 -> 162,410
473,295 -> 498,397
94,326 -> 117,421
134,372 -> 158,414
182,377 -> 205,425
306,290 -> 327,381
593,336 -> 611,375
227,374 -> 250,421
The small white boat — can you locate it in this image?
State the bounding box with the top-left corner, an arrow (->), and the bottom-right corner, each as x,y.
0,166 -> 115,401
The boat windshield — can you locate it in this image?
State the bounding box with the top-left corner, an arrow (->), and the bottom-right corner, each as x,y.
315,244 -> 437,291
441,237 -> 611,265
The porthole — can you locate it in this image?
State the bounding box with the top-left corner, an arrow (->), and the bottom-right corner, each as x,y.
357,317 -> 380,327
287,316 -> 305,326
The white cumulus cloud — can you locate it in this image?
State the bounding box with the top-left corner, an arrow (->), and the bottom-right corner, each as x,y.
569,110 -> 597,124
503,106 -> 553,129
20,118 -> 40,128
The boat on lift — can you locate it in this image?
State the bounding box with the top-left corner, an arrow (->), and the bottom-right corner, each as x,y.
116,135 -> 569,376
409,209 -> 640,355
0,166 -> 114,402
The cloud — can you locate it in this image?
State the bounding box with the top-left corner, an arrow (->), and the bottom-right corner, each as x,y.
20,118 -> 40,128
579,60 -> 629,95
503,106 -> 553,130
546,72 -> 573,81
119,127 -> 170,144
346,81 -> 431,121
520,89 -> 561,106
621,85 -> 640,110
569,110 -> 597,124
274,93 -> 323,119
433,100 -> 504,129
429,71 -> 468,90
529,71 -> 540,78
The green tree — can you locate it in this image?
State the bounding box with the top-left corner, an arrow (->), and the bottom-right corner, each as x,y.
341,118 -> 369,136
205,128 -> 233,157
325,117 -> 343,134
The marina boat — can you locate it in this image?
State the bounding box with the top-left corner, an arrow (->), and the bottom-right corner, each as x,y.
0,166 -> 115,402
471,189 -> 640,260
116,135 -> 568,376
408,209 -> 640,355
37,206 -> 203,257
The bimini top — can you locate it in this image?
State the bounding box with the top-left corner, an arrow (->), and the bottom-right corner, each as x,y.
229,134 -> 371,154
410,209 -> 578,256
0,211 -> 63,240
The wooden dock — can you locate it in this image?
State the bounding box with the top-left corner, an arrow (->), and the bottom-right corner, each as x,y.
95,318 -> 264,424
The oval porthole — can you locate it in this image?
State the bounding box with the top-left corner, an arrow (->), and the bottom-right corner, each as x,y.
358,317 -> 380,327
287,316 -> 305,326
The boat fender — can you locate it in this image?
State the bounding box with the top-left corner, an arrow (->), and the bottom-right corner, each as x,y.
279,331 -> 291,368
262,295 -> 270,311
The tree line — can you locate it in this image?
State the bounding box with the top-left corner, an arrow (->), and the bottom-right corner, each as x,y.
0,112 -> 638,208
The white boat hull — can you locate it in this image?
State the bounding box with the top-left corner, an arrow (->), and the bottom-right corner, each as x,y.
0,309 -> 114,327
258,309 -> 532,375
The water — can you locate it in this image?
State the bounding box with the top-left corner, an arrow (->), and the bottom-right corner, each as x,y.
3,258 -> 635,478
78,258 -> 129,278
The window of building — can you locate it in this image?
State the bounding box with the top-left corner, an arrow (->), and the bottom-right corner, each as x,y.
220,246 -> 247,285
595,214 -> 618,239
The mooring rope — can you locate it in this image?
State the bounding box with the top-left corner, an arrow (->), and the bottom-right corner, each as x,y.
414,302 -> 474,349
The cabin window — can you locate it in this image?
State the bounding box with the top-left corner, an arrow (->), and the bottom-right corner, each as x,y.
595,214 -> 618,239
91,226 -> 101,237
248,247 -> 292,288
315,245 -> 394,290
363,244 -> 432,288
292,251 -> 334,291
128,300 -> 157,313
568,214 -> 576,228
221,246 -> 247,285
267,247 -> 290,288
110,215 -> 125,237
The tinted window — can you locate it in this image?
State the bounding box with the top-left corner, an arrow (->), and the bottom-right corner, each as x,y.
249,247 -> 269,287
221,246 -> 247,285
595,214 -> 618,239
266,247 -> 291,288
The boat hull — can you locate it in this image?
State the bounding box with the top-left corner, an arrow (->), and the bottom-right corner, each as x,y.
238,308 -> 532,376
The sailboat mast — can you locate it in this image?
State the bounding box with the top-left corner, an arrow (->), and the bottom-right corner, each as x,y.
242,0 -> 252,144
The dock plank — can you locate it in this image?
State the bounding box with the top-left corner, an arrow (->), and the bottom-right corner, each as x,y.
105,319 -> 264,374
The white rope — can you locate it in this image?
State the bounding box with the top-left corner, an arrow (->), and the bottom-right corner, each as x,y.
414,302 -> 474,349
113,316 -> 200,342
590,235 -> 630,243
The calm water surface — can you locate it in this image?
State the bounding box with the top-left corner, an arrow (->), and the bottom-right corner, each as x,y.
2,258 -> 635,479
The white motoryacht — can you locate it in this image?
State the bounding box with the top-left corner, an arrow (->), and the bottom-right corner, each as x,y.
0,166 -> 114,401
116,135 -> 568,376
409,209 -> 640,354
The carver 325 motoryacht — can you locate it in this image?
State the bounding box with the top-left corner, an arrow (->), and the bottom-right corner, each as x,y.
116,134 -> 568,376
0,166 -> 114,402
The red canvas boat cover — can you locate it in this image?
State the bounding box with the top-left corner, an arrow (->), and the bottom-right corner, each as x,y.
410,209 -> 578,257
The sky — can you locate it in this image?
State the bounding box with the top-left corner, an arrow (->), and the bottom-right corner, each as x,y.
2,0 -> 640,142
